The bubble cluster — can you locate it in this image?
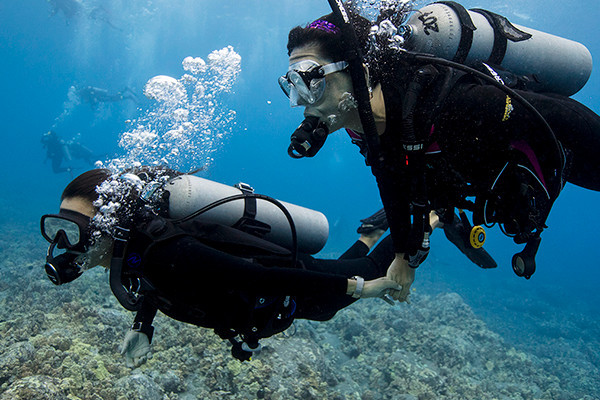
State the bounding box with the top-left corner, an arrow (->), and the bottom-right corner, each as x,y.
90,176 -> 131,241
349,0 -> 417,56
338,92 -> 358,113
89,167 -> 176,241
369,18 -> 406,52
89,46 -> 241,238
351,0 -> 416,22
51,86 -> 82,128
105,45 -> 242,173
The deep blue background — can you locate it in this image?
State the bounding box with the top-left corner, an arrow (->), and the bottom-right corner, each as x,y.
1,0 -> 598,344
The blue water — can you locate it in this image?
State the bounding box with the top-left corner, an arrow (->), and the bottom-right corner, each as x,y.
1,0 -> 599,396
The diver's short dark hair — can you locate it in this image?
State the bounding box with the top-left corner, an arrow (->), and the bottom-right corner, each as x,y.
286,11 -> 372,61
61,166 -> 184,204
61,169 -> 111,202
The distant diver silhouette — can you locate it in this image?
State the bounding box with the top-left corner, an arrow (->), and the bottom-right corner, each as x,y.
88,6 -> 122,31
48,0 -> 121,31
75,86 -> 139,107
47,0 -> 83,21
41,131 -> 96,174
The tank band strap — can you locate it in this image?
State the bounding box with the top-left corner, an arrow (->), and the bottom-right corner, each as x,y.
435,1 -> 476,64
235,182 -> 257,220
471,9 -> 533,66
232,183 -> 271,236
471,9 -> 507,65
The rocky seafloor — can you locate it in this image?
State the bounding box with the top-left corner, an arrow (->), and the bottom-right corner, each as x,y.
1,223 -> 598,400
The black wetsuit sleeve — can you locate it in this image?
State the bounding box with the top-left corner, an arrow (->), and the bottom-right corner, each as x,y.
142,236 -> 348,298
338,240 -> 369,260
377,78 -> 600,252
293,235 -> 395,321
373,169 -> 413,254
367,235 -> 395,271
299,235 -> 394,278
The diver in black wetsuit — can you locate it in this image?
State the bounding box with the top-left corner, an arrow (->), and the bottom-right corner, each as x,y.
48,0 -> 82,20
41,131 -> 96,174
40,168 -> 403,365
280,9 -> 600,299
49,0 -> 121,31
41,131 -> 71,173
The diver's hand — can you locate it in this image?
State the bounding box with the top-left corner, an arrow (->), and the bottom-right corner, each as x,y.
386,254 -> 415,303
361,277 -> 402,299
120,330 -> 151,368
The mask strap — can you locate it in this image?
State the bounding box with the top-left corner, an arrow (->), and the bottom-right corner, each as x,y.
320,61 -> 348,75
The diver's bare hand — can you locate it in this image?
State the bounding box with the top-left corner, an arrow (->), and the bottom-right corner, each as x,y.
385,254 -> 415,303
362,277 -> 402,299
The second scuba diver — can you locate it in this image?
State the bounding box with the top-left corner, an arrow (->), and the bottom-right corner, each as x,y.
279,2 -> 600,301
41,167 -> 411,364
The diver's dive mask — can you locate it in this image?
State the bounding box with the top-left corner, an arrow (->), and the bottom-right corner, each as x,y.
40,209 -> 91,285
279,60 -> 348,107
288,116 -> 330,158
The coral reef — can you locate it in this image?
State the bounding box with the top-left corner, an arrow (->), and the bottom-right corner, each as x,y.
1,223 -> 598,399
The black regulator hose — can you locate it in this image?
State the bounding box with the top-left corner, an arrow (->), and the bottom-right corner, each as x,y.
327,0 -> 383,168
109,226 -> 144,312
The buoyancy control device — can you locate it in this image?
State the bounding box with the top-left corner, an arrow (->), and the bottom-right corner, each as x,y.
111,172 -> 328,309
401,2 -> 593,96
165,174 -> 329,255
109,171 -> 330,361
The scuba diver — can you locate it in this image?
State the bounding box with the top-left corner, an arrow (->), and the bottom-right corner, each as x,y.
65,134 -> 96,166
88,7 -> 122,31
41,131 -> 71,173
280,1 -> 600,300
40,167 -> 406,364
41,131 -> 95,174
47,0 -> 83,21
75,86 -> 139,107
48,0 -> 121,31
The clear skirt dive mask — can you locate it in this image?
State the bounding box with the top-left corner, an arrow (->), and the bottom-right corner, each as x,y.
279,60 -> 348,107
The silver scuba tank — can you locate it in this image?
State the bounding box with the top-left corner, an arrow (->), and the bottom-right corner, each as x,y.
165,174 -> 329,255
402,3 -> 593,96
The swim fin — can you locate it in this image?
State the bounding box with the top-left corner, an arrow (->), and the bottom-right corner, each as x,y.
357,208 -> 389,234
443,211 -> 498,269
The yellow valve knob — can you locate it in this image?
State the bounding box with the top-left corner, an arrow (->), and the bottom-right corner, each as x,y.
470,226 -> 486,248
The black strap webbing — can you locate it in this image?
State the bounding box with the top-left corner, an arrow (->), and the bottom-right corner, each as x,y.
470,8 -> 507,65
238,185 -> 257,221
435,1 -> 476,64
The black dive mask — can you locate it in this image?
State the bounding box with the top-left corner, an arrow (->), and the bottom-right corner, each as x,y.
288,116 -> 330,158
41,209 -> 91,285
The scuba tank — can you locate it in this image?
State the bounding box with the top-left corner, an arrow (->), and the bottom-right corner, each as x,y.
401,2 -> 593,96
165,175 -> 329,255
